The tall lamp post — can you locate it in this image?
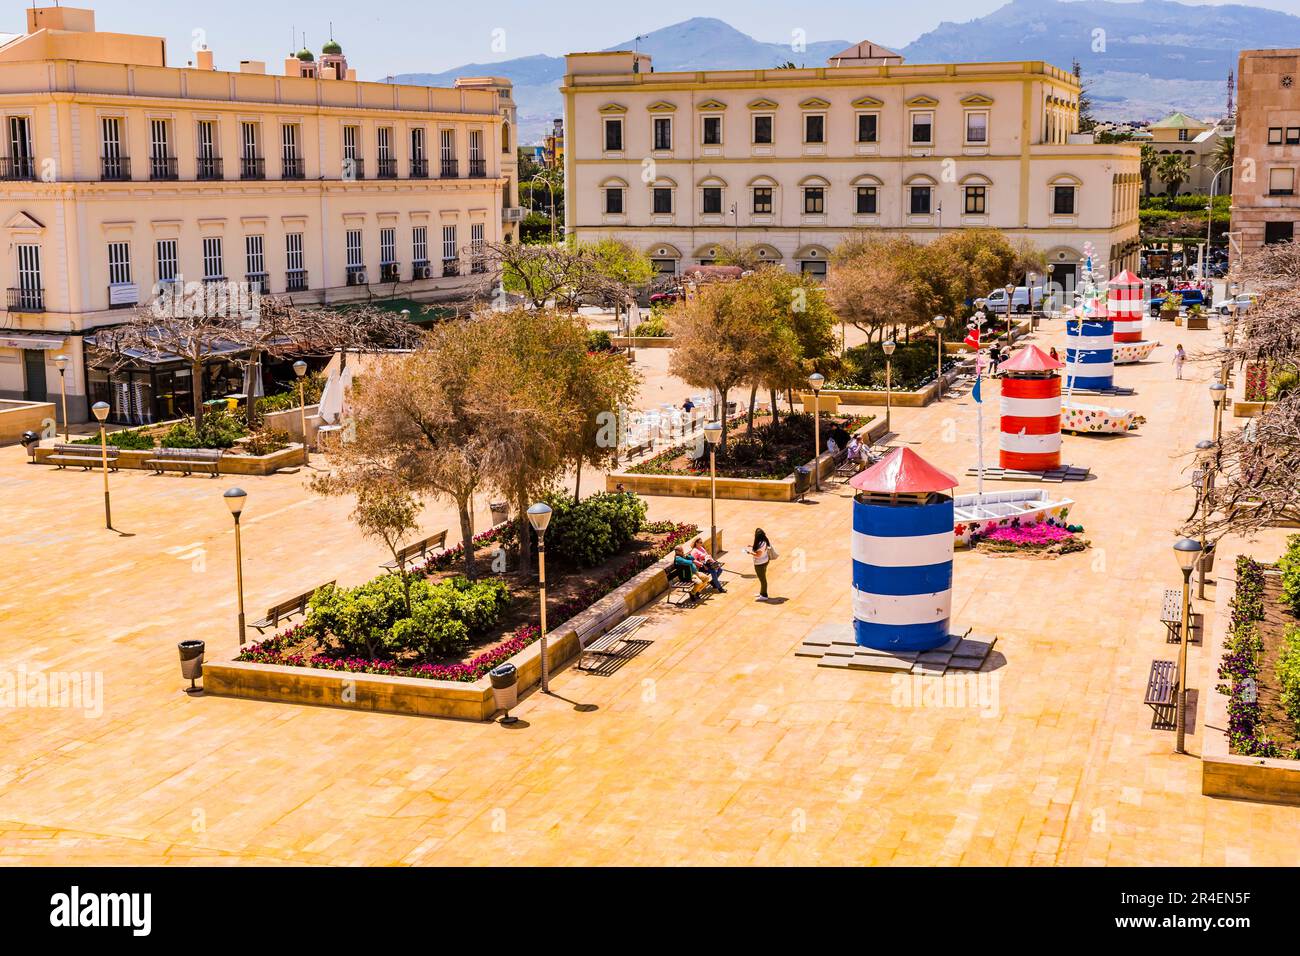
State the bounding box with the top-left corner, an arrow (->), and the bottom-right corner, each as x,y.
1209,381 -> 1227,443
92,401 -> 112,530
808,372 -> 824,492
224,487 -> 249,645
931,316 -> 945,396
1172,537 -> 1203,755
1003,283 -> 1015,344
1195,439 -> 1216,599
882,339 -> 896,434
527,502 -> 553,693
1027,272 -> 1038,330
704,422 -> 722,556
292,360 -> 309,465
53,354 -> 69,441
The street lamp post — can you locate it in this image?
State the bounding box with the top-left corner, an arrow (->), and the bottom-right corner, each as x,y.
527,502 -> 553,693
882,339 -> 896,434
53,354 -> 69,441
704,422 -> 722,556
92,401 -> 112,530
931,316 -> 945,397
808,372 -> 825,492
1207,164 -> 1233,269
1195,439 -> 1216,599
293,360 -> 309,465
1004,283 -> 1015,344
224,488 -> 249,646
1173,537 -> 1203,755
1209,381 -> 1227,443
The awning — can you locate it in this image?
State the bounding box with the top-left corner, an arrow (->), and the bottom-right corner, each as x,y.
0,332 -> 66,350
83,332 -> 248,366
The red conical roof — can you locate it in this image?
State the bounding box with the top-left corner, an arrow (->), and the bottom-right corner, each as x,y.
1110,269 -> 1142,287
999,344 -> 1064,374
850,446 -> 959,494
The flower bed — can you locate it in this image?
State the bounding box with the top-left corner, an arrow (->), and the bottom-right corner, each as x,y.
236,520 -> 698,683
971,521 -> 1089,556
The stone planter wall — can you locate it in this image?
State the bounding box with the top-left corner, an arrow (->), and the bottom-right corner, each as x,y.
34,442 -> 306,476
820,357 -> 974,409
611,336 -> 674,349
263,404 -> 322,444
0,400 -> 55,445
203,532 -> 722,720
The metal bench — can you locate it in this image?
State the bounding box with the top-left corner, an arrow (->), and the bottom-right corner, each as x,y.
1160,588 -> 1201,645
576,612 -> 647,671
146,447 -> 224,477
380,530 -> 448,571
250,581 -> 336,633
1144,659 -> 1179,730
666,570 -> 710,607
47,443 -> 119,471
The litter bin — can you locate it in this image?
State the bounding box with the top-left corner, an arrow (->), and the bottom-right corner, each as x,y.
489,662 -> 519,724
20,430 -> 40,463
178,640 -> 205,693
794,465 -> 812,501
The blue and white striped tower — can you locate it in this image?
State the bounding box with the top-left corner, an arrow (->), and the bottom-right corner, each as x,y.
1065,304 -> 1115,391
848,447 -> 959,652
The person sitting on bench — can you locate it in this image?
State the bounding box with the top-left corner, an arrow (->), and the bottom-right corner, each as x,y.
688,537 -> 726,593
673,546 -> 710,590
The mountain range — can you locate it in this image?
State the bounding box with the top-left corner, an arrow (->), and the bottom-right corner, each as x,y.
387,1 -> 1300,142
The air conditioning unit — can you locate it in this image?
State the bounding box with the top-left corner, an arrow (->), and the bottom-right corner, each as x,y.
347,269 -> 368,286
413,263 -> 431,280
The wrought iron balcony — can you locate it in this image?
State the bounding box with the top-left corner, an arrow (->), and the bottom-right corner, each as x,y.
442,258 -> 460,277
440,159 -> 458,178
377,157 -> 397,179
246,273 -> 270,295
410,158 -> 428,178
6,287 -> 44,311
286,269 -> 309,292
342,157 -> 364,180
0,156 -> 35,180
240,156 -> 265,180
100,156 -> 131,181
468,158 -> 486,178
196,156 -> 223,180
149,156 -> 178,181
282,156 -> 304,179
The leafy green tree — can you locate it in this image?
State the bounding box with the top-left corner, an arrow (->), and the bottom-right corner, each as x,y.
1158,153 -> 1191,197
1140,144 -> 1158,197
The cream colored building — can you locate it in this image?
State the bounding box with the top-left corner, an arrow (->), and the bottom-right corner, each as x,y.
0,7 -> 513,422
562,47 -> 1141,285
1147,112 -> 1231,196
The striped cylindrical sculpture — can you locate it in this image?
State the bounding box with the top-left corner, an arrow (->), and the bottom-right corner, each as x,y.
848,448 -> 959,652
1065,307 -> 1114,391
1108,269 -> 1144,343
998,345 -> 1065,472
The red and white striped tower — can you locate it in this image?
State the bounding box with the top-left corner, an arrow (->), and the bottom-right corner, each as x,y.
998,345 -> 1066,472
1108,269 -> 1144,343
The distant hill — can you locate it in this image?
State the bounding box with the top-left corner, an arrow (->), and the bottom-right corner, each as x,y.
389,2 -> 1300,141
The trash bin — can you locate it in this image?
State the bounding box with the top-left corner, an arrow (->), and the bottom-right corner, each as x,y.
1198,544 -> 1216,574
178,640 -> 205,692
489,501 -> 509,526
20,430 -> 40,463
794,465 -> 812,500
489,662 -> 519,724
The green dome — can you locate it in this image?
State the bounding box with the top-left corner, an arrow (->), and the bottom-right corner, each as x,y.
322,39 -> 342,55
296,48 -> 315,62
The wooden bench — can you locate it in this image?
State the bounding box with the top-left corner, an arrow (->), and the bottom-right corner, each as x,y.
576,613 -> 647,671
146,447 -> 223,477
1144,659 -> 1179,730
46,443 -> 120,471
380,530 -> 448,571
250,581 -> 336,633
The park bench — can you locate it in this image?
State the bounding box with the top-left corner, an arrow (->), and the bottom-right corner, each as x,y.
46,443 -> 119,471
380,530 -> 448,571
250,581 -> 336,633
576,610 -> 647,671
146,447 -> 223,477
1144,659 -> 1179,730
1160,587 -> 1201,645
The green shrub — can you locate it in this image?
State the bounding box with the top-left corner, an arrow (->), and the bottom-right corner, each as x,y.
1269,369 -> 1299,401
541,490 -> 647,567
1277,625 -> 1300,730
1281,535 -> 1300,616
303,574 -> 511,662
586,330 -> 613,352
243,428 -> 291,456
832,340 -> 949,391
73,428 -> 155,450
632,312 -> 669,337
257,372 -> 327,414
160,407 -> 247,449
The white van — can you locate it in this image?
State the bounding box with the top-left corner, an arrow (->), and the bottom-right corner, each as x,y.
980,285 -> 1045,314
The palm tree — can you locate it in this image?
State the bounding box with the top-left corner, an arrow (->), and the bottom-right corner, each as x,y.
1157,153 -> 1190,197
1214,135 -> 1235,173
1140,144 -> 1158,197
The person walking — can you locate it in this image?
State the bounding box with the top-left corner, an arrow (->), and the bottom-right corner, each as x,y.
746,528 -> 774,601
1173,343 -> 1186,380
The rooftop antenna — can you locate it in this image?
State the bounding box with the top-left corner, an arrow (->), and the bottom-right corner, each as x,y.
1226,69 -> 1235,118
633,33 -> 648,52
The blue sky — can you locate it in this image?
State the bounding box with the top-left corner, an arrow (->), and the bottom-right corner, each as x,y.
24,0 -> 1300,77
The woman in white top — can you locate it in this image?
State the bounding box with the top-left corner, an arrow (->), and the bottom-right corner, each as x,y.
746,527 -> 773,601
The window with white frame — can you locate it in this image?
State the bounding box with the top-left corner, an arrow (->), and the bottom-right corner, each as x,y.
803,186 -> 825,214
964,185 -> 987,214
856,113 -> 878,144
346,229 -> 364,269
603,117 -> 623,152
155,239 -> 178,283
909,184 -> 932,215
1269,166 -> 1295,195
442,224 -> 458,262
107,241 -> 132,285
202,236 -> 224,279
378,127 -> 393,162
604,186 -> 624,214
910,111 -> 934,144
803,113 -> 825,144
471,222 -> 485,272
8,115 -> 31,169
855,186 -> 877,215
752,114 -> 773,144
440,129 -> 455,161
1052,184 -> 1077,215
412,226 -> 428,263
653,116 -> 672,151
343,125 -> 360,159
245,234 -> 265,277
149,119 -> 170,161
240,122 -> 259,159
286,232 -> 304,273
16,244 -> 40,300
702,115 -> 722,146
752,186 -> 773,214
380,227 -> 396,264
411,127 -> 426,161
652,186 -> 673,214
701,185 -> 723,215
965,111 -> 989,144
101,117 -> 123,160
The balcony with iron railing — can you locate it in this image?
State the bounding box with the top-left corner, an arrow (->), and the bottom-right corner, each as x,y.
286,269 -> 309,292
100,156 -> 131,181
6,287 -> 44,311
377,156 -> 397,179
468,158 -> 486,178
0,156 -> 35,181
442,258 -> 460,277
246,273 -> 270,295
440,158 -> 458,178
410,158 -> 428,179
240,156 -> 265,180
149,155 -> 178,181
342,157 -> 364,180
196,156 -> 223,180
282,156 -> 304,179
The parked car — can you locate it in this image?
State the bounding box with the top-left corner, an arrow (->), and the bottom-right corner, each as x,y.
649,287 -> 683,306
1149,288 -> 1207,315
979,285 -> 1045,314
1215,293 -> 1256,315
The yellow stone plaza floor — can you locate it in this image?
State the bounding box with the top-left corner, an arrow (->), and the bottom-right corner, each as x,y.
2,317 -> 1298,866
